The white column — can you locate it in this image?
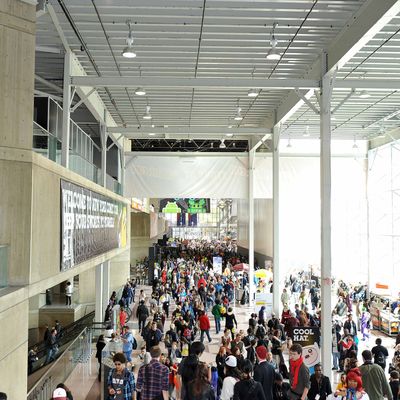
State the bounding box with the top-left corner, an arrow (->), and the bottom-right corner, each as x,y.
100,122 -> 108,188
248,150 -> 255,306
120,147 -> 125,196
320,68 -> 333,377
102,260 -> 111,316
95,263 -> 104,323
272,124 -> 281,315
61,50 -> 71,168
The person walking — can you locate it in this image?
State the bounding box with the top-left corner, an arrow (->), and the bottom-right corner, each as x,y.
221,355 -> 242,400
233,359 -> 266,400
95,334 -> 106,381
307,364 -> 332,400
225,307 -> 238,340
136,346 -> 169,400
359,350 -> 393,400
371,338 -> 389,371
212,299 -> 223,334
288,344 -> 310,400
199,310 -> 212,343
107,353 -> 136,400
253,346 -> 276,400
185,363 -> 215,400
121,326 -> 137,364
345,369 -> 369,400
145,322 -> 163,351
45,328 -> 58,365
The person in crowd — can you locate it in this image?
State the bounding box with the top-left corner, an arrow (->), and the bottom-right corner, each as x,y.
43,323 -> 51,342
136,346 -> 169,400
177,341 -> 208,400
254,345 -> 276,400
107,353 -> 136,400
359,350 -> 393,400
343,314 -> 357,338
233,359 -> 266,400
389,371 -> 400,400
56,383 -> 73,400
212,299 -> 223,334
28,346 -> 38,374
335,373 -> 347,396
288,344 -> 310,400
216,346 -> 227,383
225,307 -> 238,340
65,281 -> 73,306
332,320 -> 342,371
45,328 -> 58,365
344,369 -> 369,400
221,355 -> 242,400
145,322 -> 163,351
137,300 -> 150,334
281,289 -> 290,308
52,387 -> 68,400
168,341 -> 182,365
360,311 -> 370,341
371,338 -> 389,371
266,352 -> 278,372
344,350 -> 359,373
247,338 -> 258,367
95,334 -> 106,381
121,325 -> 137,364
273,373 -> 291,400
308,364 -> 332,400
119,307 -> 128,329
185,362 -> 215,400
198,310 -> 212,343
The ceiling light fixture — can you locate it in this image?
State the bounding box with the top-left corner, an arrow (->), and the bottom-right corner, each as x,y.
122,20 -> 136,58
378,125 -> 386,138
267,22 -> 281,61
359,90 -> 370,99
226,133 -> 234,137
303,125 -> 310,137
219,139 -> 226,149
287,136 -> 292,148
234,100 -> 243,121
248,88 -> 259,98
352,136 -> 358,149
143,105 -> 152,120
135,87 -> 146,96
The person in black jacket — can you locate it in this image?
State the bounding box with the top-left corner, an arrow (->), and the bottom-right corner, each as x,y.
234,359 -> 266,400
343,314 -> 357,337
254,345 -> 277,400
95,334 -> 106,381
308,364 -> 332,400
185,363 -> 215,400
225,308 -> 238,339
136,300 -> 149,334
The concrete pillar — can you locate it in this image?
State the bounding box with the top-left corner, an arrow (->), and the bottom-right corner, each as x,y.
95,264 -> 104,323
102,260 -> 111,317
248,150 -> 255,305
61,50 -> 71,168
272,125 -> 280,315
78,269 -> 95,304
100,122 -> 108,187
120,147 -> 125,196
0,2 -> 36,394
320,62 -> 333,377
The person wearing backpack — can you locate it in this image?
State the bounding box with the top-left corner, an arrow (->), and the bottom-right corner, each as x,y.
212,299 -> 223,334
233,359 -> 266,400
107,353 -> 136,400
121,326 -> 137,364
371,338 -> 389,370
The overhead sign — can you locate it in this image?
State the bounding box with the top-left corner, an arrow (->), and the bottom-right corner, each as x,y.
255,292 -> 273,318
60,180 -> 127,271
160,198 -> 210,213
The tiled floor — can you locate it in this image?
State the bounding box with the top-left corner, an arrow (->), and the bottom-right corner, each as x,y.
64,285 -> 397,399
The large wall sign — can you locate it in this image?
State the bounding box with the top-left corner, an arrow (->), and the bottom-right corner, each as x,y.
289,326 -> 321,369
60,180 -> 127,271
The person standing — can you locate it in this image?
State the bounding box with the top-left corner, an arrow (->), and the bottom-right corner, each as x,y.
121,326 -> 136,364
65,281 -> 73,307
199,310 -> 212,343
345,369 -> 369,400
137,300 -> 150,334
225,307 -> 238,340
307,364 -> 332,400
233,359 -> 266,400
136,346 -> 169,400
253,346 -> 276,400
371,338 -> 389,371
145,322 -> 163,351
212,299 -> 223,334
221,355 -> 242,400
281,289 -> 290,308
45,328 -> 58,365
343,314 -> 357,337
389,371 -> 400,400
288,344 -> 310,400
95,334 -> 106,381
185,363 -> 215,400
359,350 -> 393,400
107,353 -> 136,400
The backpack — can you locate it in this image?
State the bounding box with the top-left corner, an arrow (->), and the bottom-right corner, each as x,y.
374,351 -> 385,365
256,325 -> 266,338
132,336 -> 137,350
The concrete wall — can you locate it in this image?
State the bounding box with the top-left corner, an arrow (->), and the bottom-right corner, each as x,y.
237,198 -> 273,263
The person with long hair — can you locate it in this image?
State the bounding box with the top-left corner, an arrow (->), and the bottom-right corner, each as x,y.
216,346 -> 227,381
233,359 -> 266,400
185,363 -> 215,400
221,356 -> 242,400
345,369 -> 369,400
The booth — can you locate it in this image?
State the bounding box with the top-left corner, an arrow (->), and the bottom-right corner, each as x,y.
370,290 -> 400,336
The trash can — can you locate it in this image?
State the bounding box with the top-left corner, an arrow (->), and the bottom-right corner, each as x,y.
46,289 -> 52,305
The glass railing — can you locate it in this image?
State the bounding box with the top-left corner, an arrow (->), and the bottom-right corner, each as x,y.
33,121 -> 62,163
0,245 -> 8,288
27,326 -> 93,400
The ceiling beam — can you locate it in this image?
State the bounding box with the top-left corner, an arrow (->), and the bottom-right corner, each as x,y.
275,0 -> 400,126
70,76 -> 319,90
108,126 -> 271,136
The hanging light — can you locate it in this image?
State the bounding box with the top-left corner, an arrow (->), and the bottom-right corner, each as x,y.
287,137 -> 292,148
122,20 -> 136,58
359,90 -> 370,99
267,22 -> 281,60
234,100 -> 243,121
303,125 -> 310,137
135,87 -> 146,96
143,105 -> 152,120
248,88 -> 259,97
378,125 -> 385,138
352,136 -> 358,149
219,139 -> 226,149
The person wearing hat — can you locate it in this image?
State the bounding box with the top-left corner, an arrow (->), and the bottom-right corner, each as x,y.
254,345 -> 276,400
221,355 -> 242,400
345,369 -> 369,400
52,387 -> 67,400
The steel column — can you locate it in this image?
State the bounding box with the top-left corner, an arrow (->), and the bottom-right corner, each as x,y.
248,150 -> 255,306
100,122 -> 108,188
95,264 -> 104,323
61,50 -> 71,168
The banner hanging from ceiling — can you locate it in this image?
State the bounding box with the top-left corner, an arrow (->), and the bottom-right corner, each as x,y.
60,180 -> 127,271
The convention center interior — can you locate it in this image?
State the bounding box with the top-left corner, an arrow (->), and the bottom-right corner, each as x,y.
2,0 -> 400,399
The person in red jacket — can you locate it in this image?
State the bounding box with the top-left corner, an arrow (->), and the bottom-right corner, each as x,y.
198,310 -> 212,343
197,275 -> 207,289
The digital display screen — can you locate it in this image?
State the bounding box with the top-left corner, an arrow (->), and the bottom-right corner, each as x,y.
160,198 -> 210,214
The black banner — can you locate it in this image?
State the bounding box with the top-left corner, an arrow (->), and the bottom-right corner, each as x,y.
288,326 -> 321,368
60,180 -> 127,271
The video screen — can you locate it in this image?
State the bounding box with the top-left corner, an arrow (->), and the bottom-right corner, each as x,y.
160,198 -> 210,214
